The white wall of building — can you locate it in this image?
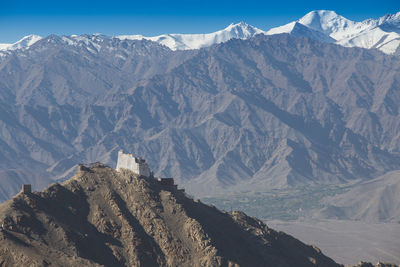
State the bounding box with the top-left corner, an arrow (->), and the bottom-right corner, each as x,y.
116,150 -> 151,177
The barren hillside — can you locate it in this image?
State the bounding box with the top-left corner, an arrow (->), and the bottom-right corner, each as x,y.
0,165 -> 340,266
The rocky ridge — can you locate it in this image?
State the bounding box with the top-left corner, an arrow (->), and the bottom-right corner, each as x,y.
0,164 -> 342,266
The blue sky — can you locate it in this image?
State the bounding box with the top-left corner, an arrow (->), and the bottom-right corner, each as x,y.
0,0 -> 398,43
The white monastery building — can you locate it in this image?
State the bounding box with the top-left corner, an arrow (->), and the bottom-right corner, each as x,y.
116,150 -> 151,177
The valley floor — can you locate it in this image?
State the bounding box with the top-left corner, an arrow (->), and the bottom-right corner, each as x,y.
267,219 -> 400,266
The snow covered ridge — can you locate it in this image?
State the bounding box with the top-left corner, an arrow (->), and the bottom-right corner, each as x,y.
1,10 -> 399,55
0,35 -> 42,51
266,10 -> 400,55
116,22 -> 264,50
0,22 -> 263,52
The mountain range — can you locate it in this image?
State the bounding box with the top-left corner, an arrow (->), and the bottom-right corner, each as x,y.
1,10 -> 399,55
1,30 -> 400,205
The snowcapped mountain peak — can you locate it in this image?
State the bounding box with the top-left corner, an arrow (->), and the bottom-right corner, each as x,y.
300,10 -> 340,24
265,10 -> 354,39
298,10 -> 356,38
16,34 -> 42,46
0,34 -> 42,51
267,10 -> 400,55
223,21 -> 264,37
300,10 -> 340,21
116,22 -> 264,51
226,21 -> 247,27
225,21 -> 251,30
377,11 -> 400,26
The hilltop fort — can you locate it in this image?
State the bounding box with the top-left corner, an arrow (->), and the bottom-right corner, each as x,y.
116,150 -> 152,177
116,150 -> 175,187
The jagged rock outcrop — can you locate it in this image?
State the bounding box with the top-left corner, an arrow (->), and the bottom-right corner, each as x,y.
0,164 -> 340,266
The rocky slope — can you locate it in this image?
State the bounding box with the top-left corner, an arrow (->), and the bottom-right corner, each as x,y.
0,164 -> 341,267
315,170 -> 400,222
1,34 -> 400,200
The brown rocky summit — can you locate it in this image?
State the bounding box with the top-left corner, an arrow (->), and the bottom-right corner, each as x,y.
0,164 -> 342,266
